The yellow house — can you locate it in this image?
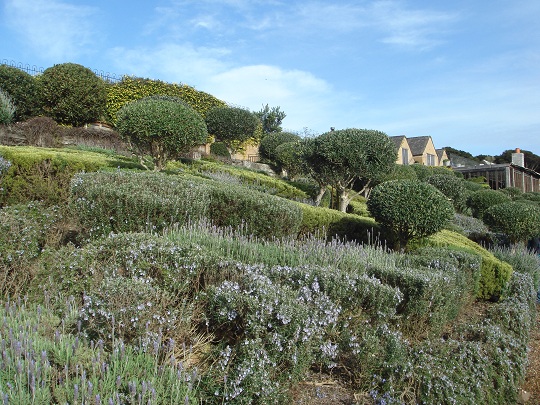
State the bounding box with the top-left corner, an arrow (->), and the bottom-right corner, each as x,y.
436,148 -> 449,167
407,136 -> 439,166
389,135 -> 416,165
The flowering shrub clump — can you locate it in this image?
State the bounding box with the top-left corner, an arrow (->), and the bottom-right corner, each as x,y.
71,170 -> 303,240
0,297 -> 199,404
0,202 -> 62,297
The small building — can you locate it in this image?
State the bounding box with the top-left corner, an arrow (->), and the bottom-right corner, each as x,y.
436,148 -> 449,167
453,149 -> 540,192
407,136 -> 439,166
389,135 -> 415,165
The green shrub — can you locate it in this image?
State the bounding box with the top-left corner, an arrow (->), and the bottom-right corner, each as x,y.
0,146 -> 142,206
275,141 -> 307,179
368,247 -> 481,335
426,173 -> 468,213
70,171 -> 303,240
0,88 -> 16,124
205,106 -> 261,153
347,197 -> 369,216
106,76 -> 226,123
38,63 -> 106,126
297,202 -> 381,244
259,131 -> 301,163
425,229 -> 513,300
116,96 -> 208,170
377,163 -> 418,183
209,141 -> 231,158
0,202 -> 63,298
0,64 -> 40,121
483,201 -> 540,245
367,180 -> 454,250
467,189 -> 510,219
499,186 -> 523,199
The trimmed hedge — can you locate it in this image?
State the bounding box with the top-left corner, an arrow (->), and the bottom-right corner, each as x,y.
0,146 -> 142,206
368,180 -> 454,249
483,201 -> 540,244
70,171 -> 303,240
467,189 -> 510,219
38,63 -> 107,126
0,64 -> 40,121
297,202 -> 381,243
424,229 -> 513,300
106,76 -> 226,123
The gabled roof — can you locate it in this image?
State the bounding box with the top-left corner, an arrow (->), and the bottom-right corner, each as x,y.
436,148 -> 447,161
407,136 -> 432,156
389,135 -> 407,150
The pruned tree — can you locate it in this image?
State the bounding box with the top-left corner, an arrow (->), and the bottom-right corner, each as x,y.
116,97 -> 208,171
304,128 -> 396,212
205,106 -> 261,154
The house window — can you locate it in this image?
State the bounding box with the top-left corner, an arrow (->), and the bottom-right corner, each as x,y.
402,148 -> 409,165
426,153 -> 436,166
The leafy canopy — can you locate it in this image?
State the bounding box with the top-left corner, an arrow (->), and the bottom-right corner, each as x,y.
254,104 -> 286,134
116,97 -> 208,170
205,106 -> 261,153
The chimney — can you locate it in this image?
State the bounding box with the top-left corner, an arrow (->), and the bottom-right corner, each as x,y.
511,148 -> 525,167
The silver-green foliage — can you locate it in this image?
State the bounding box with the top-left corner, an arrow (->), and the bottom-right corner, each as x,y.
0,88 -> 15,124
116,97 -> 208,170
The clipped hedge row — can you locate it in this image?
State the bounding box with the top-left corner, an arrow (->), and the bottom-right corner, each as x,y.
70,171 -> 303,240
106,76 -> 226,123
0,146 -> 142,206
425,229 -> 513,300
297,202 -> 381,243
0,202 -> 63,298
168,159 -> 308,200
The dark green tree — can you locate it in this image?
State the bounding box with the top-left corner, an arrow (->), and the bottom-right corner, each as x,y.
275,141 -> 308,180
259,131 -> 301,163
367,180 -> 454,250
484,202 -> 540,245
304,128 -> 396,212
205,106 -> 261,154
38,63 -> 106,126
254,104 -> 286,134
0,64 -> 40,121
116,97 -> 208,170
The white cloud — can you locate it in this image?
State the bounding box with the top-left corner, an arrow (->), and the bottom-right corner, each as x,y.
204,65 -> 339,132
4,0 -> 99,61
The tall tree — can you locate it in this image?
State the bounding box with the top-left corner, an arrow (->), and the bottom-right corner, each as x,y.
254,104 -> 286,134
304,128 -> 396,212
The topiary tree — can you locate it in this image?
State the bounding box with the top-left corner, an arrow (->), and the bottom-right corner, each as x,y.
0,65 -> 40,121
116,97 -> 208,171
259,131 -> 301,164
0,89 -> 16,125
38,63 -> 106,126
275,141 -> 308,180
483,202 -> 540,246
426,173 -> 468,213
499,186 -> 523,200
254,104 -> 286,134
467,189 -> 510,220
367,180 -> 454,250
305,128 -> 396,212
205,106 -> 260,154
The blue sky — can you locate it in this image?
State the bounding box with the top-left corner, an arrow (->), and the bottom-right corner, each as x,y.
1,0 -> 539,156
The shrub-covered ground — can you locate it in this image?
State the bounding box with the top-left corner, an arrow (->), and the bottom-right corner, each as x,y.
1,146 -> 539,404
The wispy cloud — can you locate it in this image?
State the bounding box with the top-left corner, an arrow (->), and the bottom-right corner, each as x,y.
4,0 -> 100,61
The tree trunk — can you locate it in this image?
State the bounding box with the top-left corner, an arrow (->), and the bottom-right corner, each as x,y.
314,186 -> 326,206
338,187 -> 350,212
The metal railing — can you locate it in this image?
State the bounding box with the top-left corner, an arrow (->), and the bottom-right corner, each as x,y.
1,59 -> 122,83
